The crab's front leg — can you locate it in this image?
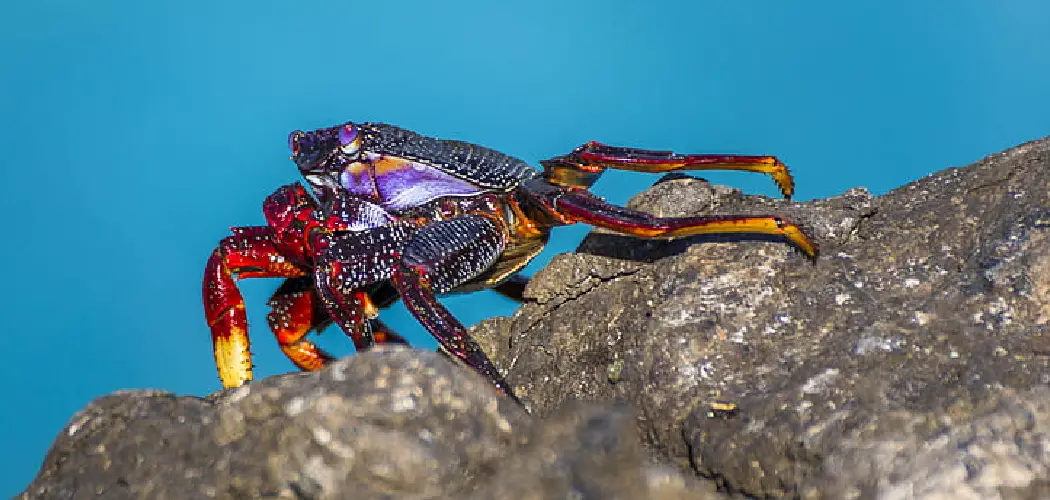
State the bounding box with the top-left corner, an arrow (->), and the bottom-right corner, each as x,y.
541,141 -> 796,198
388,215 -> 520,402
310,222 -> 418,350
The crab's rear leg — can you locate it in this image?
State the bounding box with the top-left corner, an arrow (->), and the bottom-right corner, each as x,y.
390,215 -> 520,402
203,226 -> 308,388
523,180 -> 819,259
542,141 -> 795,198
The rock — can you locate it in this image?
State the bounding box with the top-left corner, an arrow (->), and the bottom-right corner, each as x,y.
20,346 -> 715,499
471,136 -> 1050,498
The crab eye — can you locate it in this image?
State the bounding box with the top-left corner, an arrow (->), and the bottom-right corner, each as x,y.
288,131 -> 304,155
337,123 -> 360,155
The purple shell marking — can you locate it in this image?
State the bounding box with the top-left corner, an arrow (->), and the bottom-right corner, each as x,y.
340,153 -> 485,211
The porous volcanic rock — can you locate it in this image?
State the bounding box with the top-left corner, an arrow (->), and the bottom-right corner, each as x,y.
471,136 -> 1050,499
21,347 -> 716,499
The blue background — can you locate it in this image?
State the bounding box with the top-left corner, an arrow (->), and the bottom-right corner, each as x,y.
2,0 -> 1048,494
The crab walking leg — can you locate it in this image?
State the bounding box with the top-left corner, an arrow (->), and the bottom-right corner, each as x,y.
312,278 -> 398,350
269,278 -> 412,373
352,282 -> 412,345
203,226 -> 308,388
537,185 -> 818,259
543,141 -> 795,198
390,215 -> 520,401
311,224 -> 413,349
266,276 -> 338,371
394,268 -> 519,402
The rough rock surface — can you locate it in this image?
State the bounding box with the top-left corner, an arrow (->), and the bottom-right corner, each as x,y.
23,137 -> 1050,499
21,347 -> 714,499
471,136 -> 1050,499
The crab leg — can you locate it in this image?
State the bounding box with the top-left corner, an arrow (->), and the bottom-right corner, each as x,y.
530,183 -> 818,259
311,224 -> 414,349
544,141 -> 795,198
313,278 -> 403,350
390,215 -> 520,401
267,277 -> 411,371
394,268 -> 518,401
266,276 -> 338,371
203,226 -> 308,388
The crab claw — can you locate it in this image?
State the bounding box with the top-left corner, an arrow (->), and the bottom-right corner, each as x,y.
203,248 -> 254,388
542,141 -> 795,199
203,226 -> 308,388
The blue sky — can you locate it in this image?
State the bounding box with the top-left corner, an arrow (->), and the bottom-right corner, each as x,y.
2,0 -> 1048,494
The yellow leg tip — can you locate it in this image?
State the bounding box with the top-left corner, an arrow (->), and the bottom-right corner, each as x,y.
214,330 -> 253,389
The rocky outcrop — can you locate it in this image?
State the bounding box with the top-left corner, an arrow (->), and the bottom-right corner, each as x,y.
473,136 -> 1050,499
21,347 -> 713,499
22,137 -> 1050,499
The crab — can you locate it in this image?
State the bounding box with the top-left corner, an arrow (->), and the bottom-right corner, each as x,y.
203,121 -> 818,401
